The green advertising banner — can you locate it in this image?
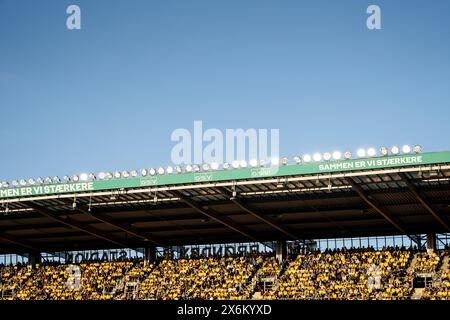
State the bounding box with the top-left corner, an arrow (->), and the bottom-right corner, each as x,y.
1,151 -> 449,199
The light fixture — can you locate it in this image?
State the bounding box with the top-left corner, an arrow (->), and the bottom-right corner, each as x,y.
28,178 -> 36,185
130,170 -> 138,177
271,157 -> 280,166
344,151 -> 352,159
1,181 -> 8,188
122,171 -> 130,178
259,159 -> 266,167
313,153 -> 322,162
88,173 -> 96,180
202,164 -> 210,171
367,148 -> 376,157
303,154 -> 312,163
185,165 -> 193,173
293,156 -> 302,164
12,180 -> 19,187
19,179 -> 27,186
44,177 -> 52,184
149,168 -> 157,176
140,169 -> 148,177
98,172 -> 107,180
175,165 -> 183,173
166,166 -> 174,174
80,173 -> 89,181
114,171 -> 121,179
356,148 -> 366,158
281,157 -> 289,165
105,172 -> 113,179
240,160 -> 248,168
157,167 -> 165,175
391,146 -> 400,155
332,151 -> 341,160
249,159 -> 258,167
402,145 -> 411,153
73,175 -> 80,182
223,162 -> 230,170
37,178 -> 44,185
380,147 -> 389,156
193,164 -> 200,172
413,145 -> 422,153
232,160 -> 240,169
53,176 -> 61,183
64,176 -> 71,182
211,162 -> 219,170
323,152 -> 332,161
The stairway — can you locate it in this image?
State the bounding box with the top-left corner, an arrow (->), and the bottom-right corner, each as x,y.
407,254 -> 418,274
411,288 -> 424,300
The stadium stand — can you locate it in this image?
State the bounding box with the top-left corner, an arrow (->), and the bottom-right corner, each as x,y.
1,248 -> 449,300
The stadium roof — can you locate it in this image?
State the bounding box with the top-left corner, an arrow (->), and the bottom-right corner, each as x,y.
1,151 -> 450,254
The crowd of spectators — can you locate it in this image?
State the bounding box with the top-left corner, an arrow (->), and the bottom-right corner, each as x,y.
1,248 -> 449,300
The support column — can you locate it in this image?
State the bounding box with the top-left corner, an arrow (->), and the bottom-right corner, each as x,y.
144,245 -> 156,266
28,252 -> 41,266
426,234 -> 436,252
275,240 -> 287,263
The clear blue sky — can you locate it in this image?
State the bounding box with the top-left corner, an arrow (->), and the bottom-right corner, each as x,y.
0,0 -> 449,181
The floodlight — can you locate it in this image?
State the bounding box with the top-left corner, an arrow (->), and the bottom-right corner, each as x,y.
402,145 -> 411,154
413,145 -> 422,153
281,157 -> 289,165
1,181 -> 8,188
130,170 -> 138,177
193,164 -> 200,172
367,148 -> 376,157
105,172 -> 113,179
344,151 -> 352,159
175,165 -> 183,173
166,166 -> 174,174
140,169 -> 148,177
149,168 -> 157,176
223,162 -> 230,170
293,156 -> 302,164
80,173 -> 89,181
122,171 -> 130,178
64,176 -> 71,182
356,148 -> 366,158
12,180 -> 19,187
211,162 -> 219,170
114,171 -> 121,179
380,147 -> 389,156
259,159 -> 266,167
88,173 -> 96,180
98,172 -> 107,180
332,151 -> 341,160
19,179 -> 27,186
391,146 -> 400,155
202,164 -> 210,171
271,157 -> 280,166
28,178 -> 36,185
157,167 -> 165,175
303,154 -> 312,163
36,178 -> 44,185
249,159 -> 258,167
240,160 -> 248,168
313,153 -> 322,162
53,176 -> 61,183
323,152 -> 332,161
73,175 -> 79,182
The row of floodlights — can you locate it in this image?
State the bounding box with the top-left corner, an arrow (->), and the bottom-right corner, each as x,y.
0,145 -> 422,188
